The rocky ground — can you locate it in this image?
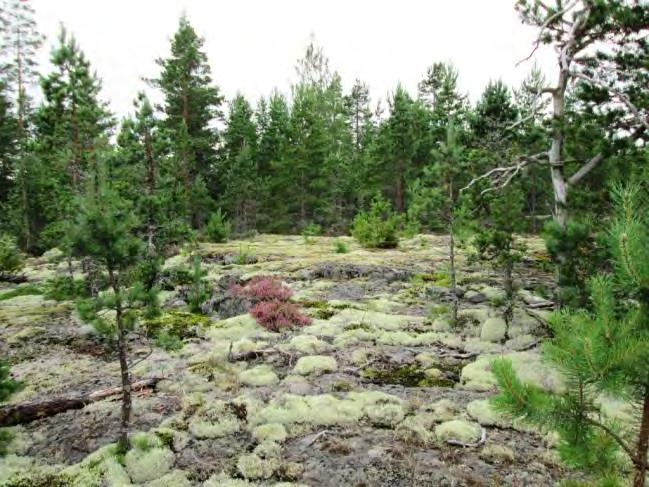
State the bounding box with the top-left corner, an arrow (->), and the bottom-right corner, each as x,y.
0,234 -> 589,486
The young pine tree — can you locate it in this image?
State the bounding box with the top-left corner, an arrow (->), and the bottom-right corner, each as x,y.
491,185 -> 649,486
0,361 -> 22,455
72,178 -> 157,453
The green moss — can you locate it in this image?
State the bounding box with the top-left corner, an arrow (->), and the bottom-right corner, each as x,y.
362,365 -> 454,388
239,364 -> 280,387
435,420 -> 482,443
130,431 -> 164,451
292,355 -> 338,376
480,317 -> 507,342
144,469 -> 191,487
7,326 -> 46,344
143,311 -> 210,339
365,403 -> 405,427
0,285 -> 43,301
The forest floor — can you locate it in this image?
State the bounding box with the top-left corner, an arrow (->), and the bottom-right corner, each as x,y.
0,234 -> 604,486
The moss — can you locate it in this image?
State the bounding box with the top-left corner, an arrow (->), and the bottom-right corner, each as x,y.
143,311 -> 210,339
236,453 -> 278,480
301,320 -> 344,338
130,431 -> 164,452
281,335 -> 332,354
435,420 -> 482,443
350,347 -> 375,366
206,314 -> 268,342
239,364 -> 279,387
362,365 -> 454,388
252,423 -> 288,443
59,444 -> 121,487
292,355 -> 338,376
103,457 -> 131,486
424,399 -> 458,422
480,317 -> 507,342
330,380 -> 353,392
124,446 -> 174,484
7,326 -> 46,344
0,285 -> 43,301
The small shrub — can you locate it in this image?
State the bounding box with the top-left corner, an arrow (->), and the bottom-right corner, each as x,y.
250,300 -> 312,332
333,239 -> 349,254
187,256 -> 211,314
44,276 -> 88,301
351,196 -> 400,249
0,234 -> 24,276
230,276 -> 293,301
205,209 -> 231,243
155,331 -> 184,351
302,223 -> 321,245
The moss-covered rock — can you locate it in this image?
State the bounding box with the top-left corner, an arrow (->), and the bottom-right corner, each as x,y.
282,335 -> 332,354
293,355 -> 338,376
435,420 -> 482,444
239,364 -> 280,387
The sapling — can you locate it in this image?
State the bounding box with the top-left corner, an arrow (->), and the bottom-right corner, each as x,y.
491,185 -> 649,486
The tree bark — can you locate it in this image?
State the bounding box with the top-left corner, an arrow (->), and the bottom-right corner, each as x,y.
0,378 -> 161,427
109,268 -> 132,452
633,390 -> 649,487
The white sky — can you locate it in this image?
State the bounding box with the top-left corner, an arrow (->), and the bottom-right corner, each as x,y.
30,0 -> 555,119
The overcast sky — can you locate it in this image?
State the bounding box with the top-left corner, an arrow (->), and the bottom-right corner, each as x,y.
30,0 -> 555,119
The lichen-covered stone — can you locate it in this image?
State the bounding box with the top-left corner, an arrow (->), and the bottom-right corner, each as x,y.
239,364 -> 279,387
293,355 -> 338,375
435,420 -> 482,443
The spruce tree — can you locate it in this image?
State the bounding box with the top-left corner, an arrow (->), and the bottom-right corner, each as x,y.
150,15 -> 223,229
491,184 -> 649,486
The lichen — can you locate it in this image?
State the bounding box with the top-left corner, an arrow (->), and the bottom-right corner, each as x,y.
479,317 -> 507,342
292,355 -> 338,375
239,364 -> 280,387
236,453 -> 279,480
202,473 -> 253,486
144,469 -> 192,487
124,446 -> 174,484
188,401 -> 243,439
435,420 -> 482,443
479,444 -> 515,463
466,399 -> 510,428
252,423 -> 288,443
396,413 -> 437,445
281,335 -> 332,354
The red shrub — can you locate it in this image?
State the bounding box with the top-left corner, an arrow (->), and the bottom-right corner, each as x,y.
250,300 -> 312,332
230,276 -> 293,301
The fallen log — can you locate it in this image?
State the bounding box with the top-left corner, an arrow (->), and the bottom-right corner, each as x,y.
0,377 -> 164,427
0,273 -> 28,284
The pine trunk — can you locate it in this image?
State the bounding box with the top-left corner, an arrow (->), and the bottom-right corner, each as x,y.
633,390 -> 649,487
109,269 -> 132,452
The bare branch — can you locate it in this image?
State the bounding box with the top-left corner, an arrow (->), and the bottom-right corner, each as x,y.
517,0 -> 580,67
568,153 -> 603,186
460,152 -> 548,195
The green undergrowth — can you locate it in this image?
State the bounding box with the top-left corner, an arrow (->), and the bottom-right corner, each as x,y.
362,364 -> 458,388
0,284 -> 43,301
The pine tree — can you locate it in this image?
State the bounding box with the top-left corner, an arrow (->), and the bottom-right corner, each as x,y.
220,93 -> 258,232
491,184 -> 649,486
0,0 -> 43,250
35,26 -> 112,251
72,175 -> 156,453
150,15 -> 223,229
0,81 -> 16,213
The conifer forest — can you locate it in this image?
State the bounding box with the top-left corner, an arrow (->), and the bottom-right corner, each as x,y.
0,0 -> 648,485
